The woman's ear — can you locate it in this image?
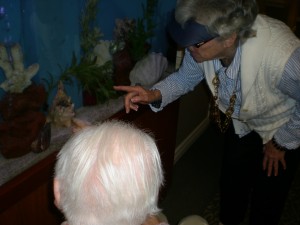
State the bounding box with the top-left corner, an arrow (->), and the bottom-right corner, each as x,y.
53,178 -> 61,209
224,33 -> 238,48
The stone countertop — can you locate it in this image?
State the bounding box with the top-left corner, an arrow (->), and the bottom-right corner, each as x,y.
0,96 -> 125,187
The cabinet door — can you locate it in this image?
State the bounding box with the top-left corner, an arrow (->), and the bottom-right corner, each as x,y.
0,153 -> 64,225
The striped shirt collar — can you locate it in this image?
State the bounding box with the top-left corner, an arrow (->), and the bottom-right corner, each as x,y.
214,42 -> 241,79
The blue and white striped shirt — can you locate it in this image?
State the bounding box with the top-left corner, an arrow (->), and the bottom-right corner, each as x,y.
152,45 -> 300,149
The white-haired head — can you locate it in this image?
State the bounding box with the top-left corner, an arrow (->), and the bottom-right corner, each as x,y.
54,120 -> 164,225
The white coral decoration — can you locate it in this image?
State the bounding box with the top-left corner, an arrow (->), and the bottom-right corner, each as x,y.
0,43 -> 39,93
92,40 -> 112,66
129,52 -> 168,88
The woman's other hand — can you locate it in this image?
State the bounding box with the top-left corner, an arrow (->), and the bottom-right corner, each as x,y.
263,141 -> 286,177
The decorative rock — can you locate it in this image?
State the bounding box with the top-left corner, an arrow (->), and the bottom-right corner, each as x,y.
0,84 -> 47,158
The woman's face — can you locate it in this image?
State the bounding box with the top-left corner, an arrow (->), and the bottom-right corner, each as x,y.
187,37 -> 229,63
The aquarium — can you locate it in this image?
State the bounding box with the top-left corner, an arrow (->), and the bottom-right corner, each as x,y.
0,0 -> 176,160
0,0 -> 176,107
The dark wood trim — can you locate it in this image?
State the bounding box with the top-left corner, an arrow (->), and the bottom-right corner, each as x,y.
0,151 -> 58,213
0,101 -> 179,224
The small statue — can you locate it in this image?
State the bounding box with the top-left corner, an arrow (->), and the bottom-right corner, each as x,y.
49,81 -> 75,127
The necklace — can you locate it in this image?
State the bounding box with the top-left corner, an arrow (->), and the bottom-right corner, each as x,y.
210,69 -> 239,133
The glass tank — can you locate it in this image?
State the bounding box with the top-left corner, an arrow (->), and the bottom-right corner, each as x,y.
0,0 -> 176,161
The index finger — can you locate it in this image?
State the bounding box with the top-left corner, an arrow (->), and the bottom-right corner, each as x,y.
262,154 -> 268,171
113,85 -> 136,93
271,160 -> 279,176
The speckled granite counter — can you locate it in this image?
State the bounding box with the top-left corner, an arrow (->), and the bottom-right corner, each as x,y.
0,96 -> 124,186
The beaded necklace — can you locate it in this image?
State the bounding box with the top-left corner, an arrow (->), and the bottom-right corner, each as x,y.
210,66 -> 240,133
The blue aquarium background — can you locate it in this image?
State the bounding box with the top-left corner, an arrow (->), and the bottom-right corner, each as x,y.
0,0 -> 176,108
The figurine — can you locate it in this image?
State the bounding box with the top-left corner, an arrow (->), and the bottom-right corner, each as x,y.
49,81 -> 75,127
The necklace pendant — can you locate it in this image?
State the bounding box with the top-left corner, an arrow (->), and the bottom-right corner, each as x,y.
212,76 -> 220,86
210,75 -> 238,133
230,93 -> 236,103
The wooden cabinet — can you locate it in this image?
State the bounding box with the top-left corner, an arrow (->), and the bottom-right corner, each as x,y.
0,100 -> 179,225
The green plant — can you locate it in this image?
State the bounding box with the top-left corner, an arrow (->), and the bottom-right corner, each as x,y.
127,0 -> 159,62
60,54 -> 117,103
57,0 -> 117,104
80,0 -> 102,60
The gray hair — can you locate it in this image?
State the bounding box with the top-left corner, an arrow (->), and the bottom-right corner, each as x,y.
175,0 -> 258,41
54,120 -> 164,225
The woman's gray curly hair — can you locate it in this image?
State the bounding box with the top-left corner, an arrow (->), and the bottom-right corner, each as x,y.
175,0 -> 258,42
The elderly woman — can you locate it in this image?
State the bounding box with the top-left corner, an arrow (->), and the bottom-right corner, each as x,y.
114,0 -> 300,224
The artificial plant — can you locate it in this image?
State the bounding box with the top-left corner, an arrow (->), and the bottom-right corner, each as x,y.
128,0 -> 159,61
59,53 -> 115,104
57,0 -> 117,105
117,0 -> 159,62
